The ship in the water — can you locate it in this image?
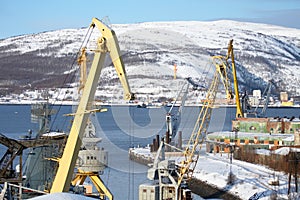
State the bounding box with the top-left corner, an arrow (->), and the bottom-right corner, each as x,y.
0,30 -> 110,198
0,98 -> 108,199
0,100 -> 67,198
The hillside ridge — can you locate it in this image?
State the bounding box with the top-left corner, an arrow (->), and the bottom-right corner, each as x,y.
0,20 -> 299,102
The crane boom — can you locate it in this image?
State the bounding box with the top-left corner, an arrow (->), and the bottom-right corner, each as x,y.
178,39 -> 241,186
166,81 -> 189,142
211,40 -> 243,118
177,71 -> 220,185
253,80 -> 273,117
50,17 -> 133,194
91,18 -> 133,100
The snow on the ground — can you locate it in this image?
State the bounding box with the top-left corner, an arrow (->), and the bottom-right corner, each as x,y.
131,145 -> 299,200
194,152 -> 285,200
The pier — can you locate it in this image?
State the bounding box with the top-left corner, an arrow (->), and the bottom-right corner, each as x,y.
129,147 -> 242,200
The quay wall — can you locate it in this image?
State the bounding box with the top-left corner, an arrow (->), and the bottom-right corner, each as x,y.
128,150 -> 153,166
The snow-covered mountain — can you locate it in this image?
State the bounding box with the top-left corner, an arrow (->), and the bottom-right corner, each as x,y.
0,20 -> 299,102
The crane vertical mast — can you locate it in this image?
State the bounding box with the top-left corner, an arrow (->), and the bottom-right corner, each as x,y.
50,17 -> 133,194
177,71 -> 220,185
226,39 -> 243,118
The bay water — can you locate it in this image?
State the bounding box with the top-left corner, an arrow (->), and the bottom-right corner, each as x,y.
0,104 -> 299,199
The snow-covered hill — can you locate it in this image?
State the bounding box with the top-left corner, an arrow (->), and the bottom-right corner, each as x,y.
0,20 -> 299,102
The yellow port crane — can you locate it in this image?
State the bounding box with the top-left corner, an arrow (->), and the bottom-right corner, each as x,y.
50,17 -> 134,199
177,39 -> 242,187
142,40 -> 241,200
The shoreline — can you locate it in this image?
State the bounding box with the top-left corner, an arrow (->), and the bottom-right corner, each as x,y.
0,100 -> 299,108
188,178 -> 242,200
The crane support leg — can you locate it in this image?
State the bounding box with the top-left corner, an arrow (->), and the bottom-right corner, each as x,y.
71,171 -> 113,200
90,174 -> 113,200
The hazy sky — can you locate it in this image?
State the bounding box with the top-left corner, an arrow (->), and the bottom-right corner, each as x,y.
1,0 -> 300,39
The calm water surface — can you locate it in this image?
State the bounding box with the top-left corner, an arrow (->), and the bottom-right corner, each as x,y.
0,104 -> 299,199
